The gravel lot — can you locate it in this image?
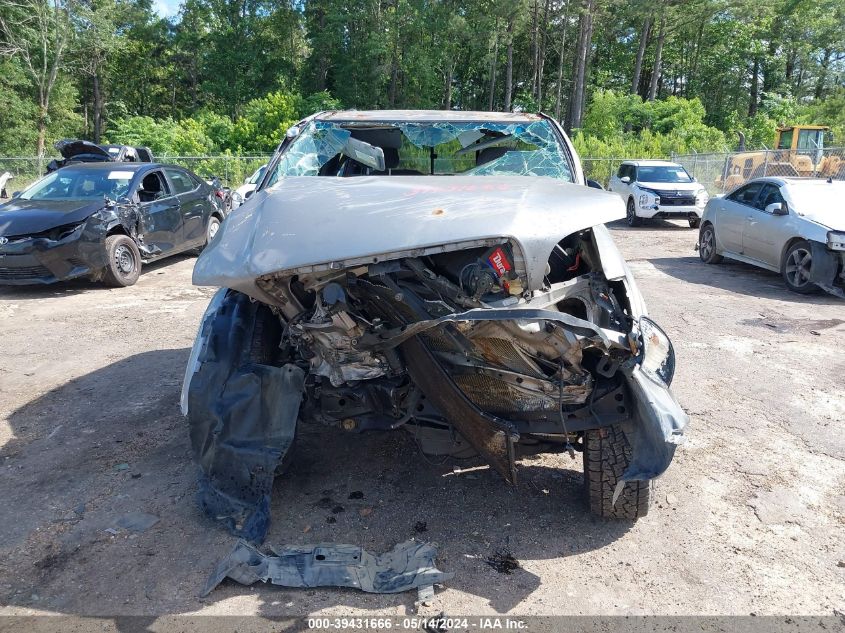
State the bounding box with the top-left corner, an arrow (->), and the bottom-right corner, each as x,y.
1,220 -> 843,617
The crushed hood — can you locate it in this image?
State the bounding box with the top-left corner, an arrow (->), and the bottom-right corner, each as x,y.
54,139 -> 112,161
0,199 -> 106,236
193,175 -> 625,296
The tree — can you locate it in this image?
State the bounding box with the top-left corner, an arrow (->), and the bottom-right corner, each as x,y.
0,0 -> 77,156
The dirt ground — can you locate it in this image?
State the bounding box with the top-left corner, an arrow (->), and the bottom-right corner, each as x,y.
1,220 -> 843,618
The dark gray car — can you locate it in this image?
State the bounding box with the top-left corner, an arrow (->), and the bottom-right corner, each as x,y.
0,163 -> 224,287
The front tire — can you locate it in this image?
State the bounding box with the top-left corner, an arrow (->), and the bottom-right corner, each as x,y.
195,215 -> 222,255
102,234 -> 141,287
584,425 -> 651,520
626,198 -> 641,227
782,240 -> 819,294
698,223 -> 723,264
207,216 -> 221,244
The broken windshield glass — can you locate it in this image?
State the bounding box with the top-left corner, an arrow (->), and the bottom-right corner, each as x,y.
266,119 -> 574,185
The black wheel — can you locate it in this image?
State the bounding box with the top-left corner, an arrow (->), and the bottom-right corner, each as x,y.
782,240 -> 819,294
102,234 -> 141,287
698,223 -> 723,264
626,198 -> 641,227
688,216 -> 701,229
584,425 -> 651,520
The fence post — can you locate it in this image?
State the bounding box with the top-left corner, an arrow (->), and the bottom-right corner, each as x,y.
762,150 -> 769,178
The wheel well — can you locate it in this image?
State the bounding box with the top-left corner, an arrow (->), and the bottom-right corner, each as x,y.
211,212 -> 224,222
106,225 -> 128,237
780,237 -> 806,268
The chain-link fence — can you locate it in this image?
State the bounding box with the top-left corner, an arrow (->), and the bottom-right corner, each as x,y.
580,157 -> 626,188
0,154 -> 272,198
672,147 -> 845,197
16,150 -> 839,199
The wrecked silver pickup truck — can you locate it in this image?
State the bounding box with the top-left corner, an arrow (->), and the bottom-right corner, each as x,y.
182,111 -> 688,542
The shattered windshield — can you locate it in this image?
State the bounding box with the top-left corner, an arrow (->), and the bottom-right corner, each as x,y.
266,119 -> 574,186
20,168 -> 134,201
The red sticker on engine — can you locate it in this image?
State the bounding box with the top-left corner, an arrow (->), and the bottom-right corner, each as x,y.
487,247 -> 512,277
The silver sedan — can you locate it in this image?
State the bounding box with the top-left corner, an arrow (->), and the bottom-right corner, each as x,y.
697,177 -> 845,296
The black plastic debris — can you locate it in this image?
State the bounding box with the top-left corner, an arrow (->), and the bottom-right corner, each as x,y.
348,491 -> 364,500
187,292 -> 305,544
202,539 -> 453,596
485,548 -> 519,574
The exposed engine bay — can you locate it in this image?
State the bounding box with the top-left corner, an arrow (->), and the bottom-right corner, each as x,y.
183,223 -> 686,542
261,230 -> 631,456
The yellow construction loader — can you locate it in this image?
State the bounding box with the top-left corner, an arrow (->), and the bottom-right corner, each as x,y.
717,125 -> 844,191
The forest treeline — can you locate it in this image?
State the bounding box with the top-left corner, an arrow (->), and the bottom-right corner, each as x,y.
0,0 -> 843,158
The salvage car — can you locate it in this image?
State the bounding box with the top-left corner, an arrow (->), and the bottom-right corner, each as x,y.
46,139 -> 154,173
609,160 -> 709,228
0,162 -> 223,287
698,177 -> 845,297
181,110 -> 688,542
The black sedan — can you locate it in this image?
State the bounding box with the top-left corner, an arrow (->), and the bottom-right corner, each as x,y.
0,163 -> 224,287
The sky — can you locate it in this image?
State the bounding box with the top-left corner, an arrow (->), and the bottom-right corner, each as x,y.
153,0 -> 181,18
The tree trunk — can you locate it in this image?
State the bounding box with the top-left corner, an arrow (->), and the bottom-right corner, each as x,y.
536,0 -> 550,107
647,13 -> 665,101
748,57 -> 760,116
567,0 -> 593,131
530,0 -> 539,99
504,17 -> 514,111
444,60 -> 454,109
631,15 -> 651,95
689,16 -> 706,94
488,33 -> 498,111
815,48 -> 832,99
36,99 -> 48,158
554,0 -> 571,121
93,70 -> 103,143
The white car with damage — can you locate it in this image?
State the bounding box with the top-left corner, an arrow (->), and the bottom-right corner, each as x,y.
698,176 -> 845,297
181,110 -> 688,542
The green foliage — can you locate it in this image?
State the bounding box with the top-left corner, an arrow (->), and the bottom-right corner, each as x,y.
1,0 -> 844,159
577,90 -> 728,156
230,91 -> 302,153
801,87 -> 845,144
103,89 -> 343,155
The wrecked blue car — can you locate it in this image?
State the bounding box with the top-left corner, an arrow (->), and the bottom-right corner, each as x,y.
181,110 -> 688,542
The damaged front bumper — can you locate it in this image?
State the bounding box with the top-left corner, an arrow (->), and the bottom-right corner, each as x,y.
0,224 -> 105,284
183,289 -> 688,542
809,241 -> 845,299
202,539 -> 453,596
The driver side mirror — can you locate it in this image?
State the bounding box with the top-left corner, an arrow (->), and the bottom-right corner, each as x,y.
766,202 -> 788,216
620,176 -> 631,184
11,191 -> 21,199
586,179 -> 604,190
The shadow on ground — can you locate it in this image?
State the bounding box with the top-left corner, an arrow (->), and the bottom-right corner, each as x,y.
650,255 -> 844,304
0,254 -> 195,301
1,348 -> 634,618
608,218 -> 696,232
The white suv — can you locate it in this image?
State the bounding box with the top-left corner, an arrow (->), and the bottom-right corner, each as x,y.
609,160 -> 709,228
